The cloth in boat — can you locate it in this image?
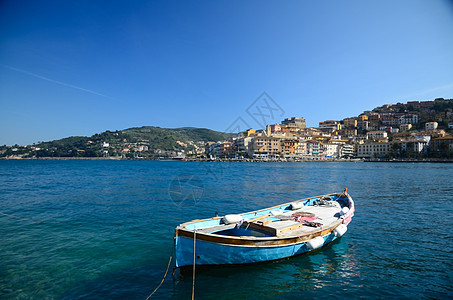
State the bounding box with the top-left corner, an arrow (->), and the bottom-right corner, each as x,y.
292,213 -> 317,222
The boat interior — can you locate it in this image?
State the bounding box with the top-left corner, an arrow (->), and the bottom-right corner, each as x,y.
196,195 -> 349,238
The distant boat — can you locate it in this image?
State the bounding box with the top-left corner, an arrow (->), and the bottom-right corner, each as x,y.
175,189 -> 355,268
171,156 -> 185,161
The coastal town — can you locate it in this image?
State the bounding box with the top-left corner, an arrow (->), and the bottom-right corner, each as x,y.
205,98 -> 453,161
1,98 -> 453,161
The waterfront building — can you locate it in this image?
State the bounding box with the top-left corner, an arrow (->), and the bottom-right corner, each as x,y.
357,142 -> 390,158
323,143 -> 340,158
252,136 -> 282,158
305,140 -> 321,157
398,138 -> 430,154
219,142 -> 235,156
339,144 -> 354,158
430,136 -> 453,152
235,136 -> 253,157
296,140 -> 307,157
205,142 -> 219,158
282,138 -> 298,157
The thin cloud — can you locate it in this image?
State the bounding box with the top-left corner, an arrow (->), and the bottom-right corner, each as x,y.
398,83 -> 453,100
1,64 -> 113,99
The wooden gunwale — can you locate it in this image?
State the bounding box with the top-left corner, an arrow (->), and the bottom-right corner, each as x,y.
178,192 -> 339,228
175,219 -> 343,247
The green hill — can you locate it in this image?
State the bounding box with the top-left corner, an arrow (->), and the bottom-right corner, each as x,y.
120,126 -> 231,148
1,126 -> 233,158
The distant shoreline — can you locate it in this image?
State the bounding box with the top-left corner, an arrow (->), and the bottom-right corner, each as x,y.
2,157 -> 453,163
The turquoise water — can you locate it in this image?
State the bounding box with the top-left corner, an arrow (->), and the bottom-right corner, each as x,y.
1,160 -> 452,299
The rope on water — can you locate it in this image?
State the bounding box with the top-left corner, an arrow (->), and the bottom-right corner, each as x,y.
192,229 -> 197,300
146,255 -> 173,300
0,212 -> 42,224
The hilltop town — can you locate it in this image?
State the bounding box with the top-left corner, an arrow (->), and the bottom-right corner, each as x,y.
1,98 -> 453,160
207,98 -> 453,160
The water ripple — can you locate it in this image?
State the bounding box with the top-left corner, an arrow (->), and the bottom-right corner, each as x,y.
1,161 -> 452,299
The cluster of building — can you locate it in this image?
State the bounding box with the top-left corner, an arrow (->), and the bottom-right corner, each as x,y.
205,100 -> 453,160
3,99 -> 452,160
206,117 -> 355,160
104,140 -> 206,158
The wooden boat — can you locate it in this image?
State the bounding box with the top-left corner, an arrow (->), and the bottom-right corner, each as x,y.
175,189 -> 354,268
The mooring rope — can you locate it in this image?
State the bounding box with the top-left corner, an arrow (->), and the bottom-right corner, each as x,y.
192,229 -> 197,300
145,255 -> 173,299
0,212 -> 42,224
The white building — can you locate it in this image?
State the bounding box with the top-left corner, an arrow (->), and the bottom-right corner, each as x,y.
339,144 -> 354,158
402,141 -> 429,153
306,140 -> 321,157
323,143 -> 340,158
295,140 -> 307,157
235,136 -> 253,157
398,113 -> 419,125
398,136 -> 430,154
400,135 -> 431,153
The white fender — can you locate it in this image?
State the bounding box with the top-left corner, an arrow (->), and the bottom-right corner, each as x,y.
340,206 -> 350,216
270,209 -> 283,216
290,202 -> 304,210
333,224 -> 348,237
306,236 -> 325,250
222,214 -> 243,224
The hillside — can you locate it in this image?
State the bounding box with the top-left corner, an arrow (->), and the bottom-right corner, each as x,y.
370,98 -> 453,130
2,98 -> 452,159
0,126 -> 233,158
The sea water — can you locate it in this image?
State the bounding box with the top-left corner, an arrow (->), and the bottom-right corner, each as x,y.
1,160 -> 452,299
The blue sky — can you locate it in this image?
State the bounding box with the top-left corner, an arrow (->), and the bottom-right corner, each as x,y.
1,0 -> 453,145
